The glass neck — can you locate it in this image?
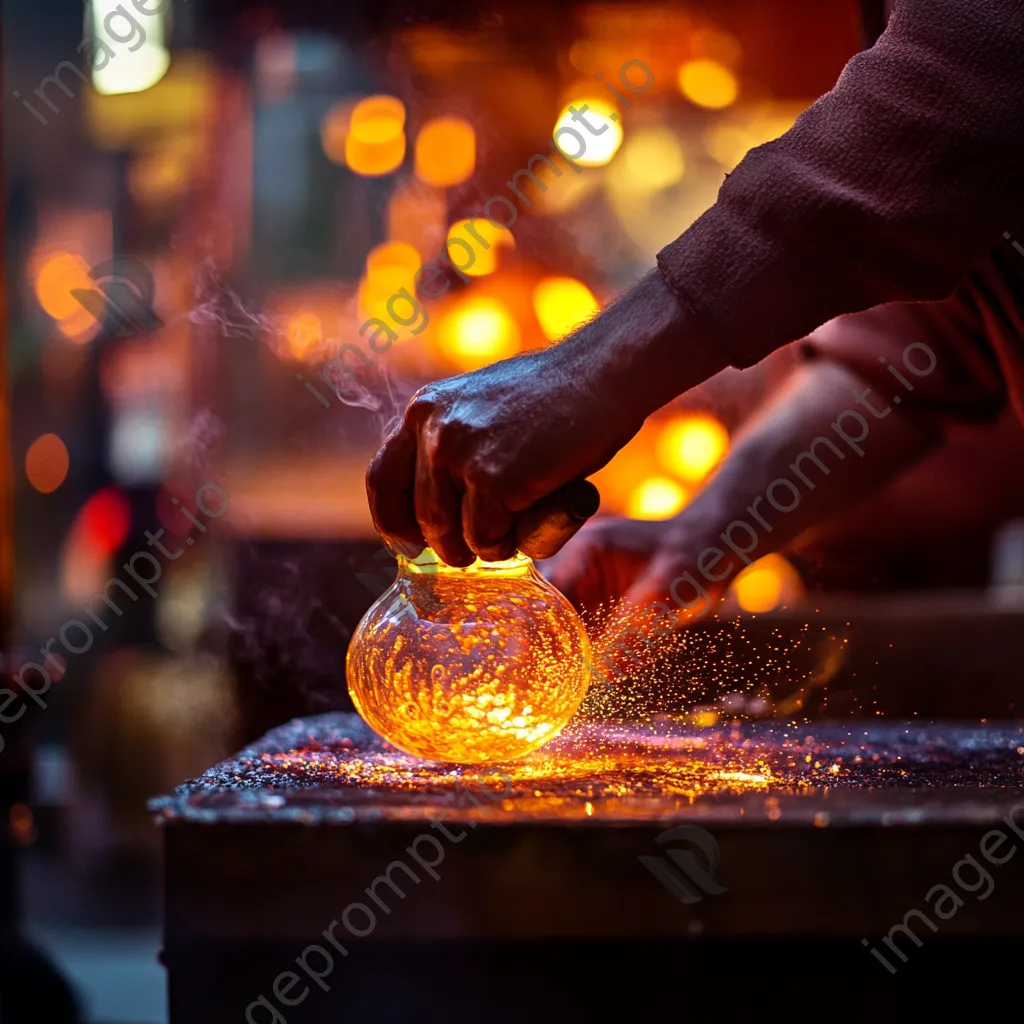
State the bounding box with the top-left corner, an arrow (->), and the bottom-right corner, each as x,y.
398,547 -> 535,578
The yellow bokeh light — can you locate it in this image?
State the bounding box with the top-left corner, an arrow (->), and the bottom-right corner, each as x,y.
678,59 -> 739,110
553,97 -> 622,167
656,414 -> 729,483
447,219 -> 514,278
345,95 -> 406,176
26,433 -> 70,494
532,276 -> 599,342
438,296 -> 521,371
627,476 -> 688,520
415,116 -> 476,188
349,95 -> 405,143
733,554 -> 791,613
286,312 -> 323,359
360,242 -> 421,321
621,126 -> 686,191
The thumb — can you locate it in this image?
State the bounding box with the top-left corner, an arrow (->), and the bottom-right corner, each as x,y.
621,550 -> 717,625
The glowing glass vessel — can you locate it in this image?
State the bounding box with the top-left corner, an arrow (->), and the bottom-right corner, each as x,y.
347,548 -> 591,763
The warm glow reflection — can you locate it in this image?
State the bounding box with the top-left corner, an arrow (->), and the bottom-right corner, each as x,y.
621,127 -> 686,191
733,554 -> 791,613
438,296 -> 520,370
90,0 -> 171,96
415,116 -> 476,187
26,434 -> 70,494
286,312 -> 323,359
627,476 -> 688,520
554,97 -> 622,167
656,415 -> 729,483
447,219 -> 514,277
532,276 -> 599,342
678,59 -> 739,109
346,95 -> 406,176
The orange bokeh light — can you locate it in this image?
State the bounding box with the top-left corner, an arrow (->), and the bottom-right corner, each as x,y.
438,296 -> 520,371
35,252 -> 94,320
447,219 -> 514,278
627,476 -> 688,520
25,433 -> 70,494
346,95 -> 407,177
414,116 -> 476,187
532,276 -> 599,342
345,132 -> 406,177
656,414 -> 729,483
732,554 -> 796,613
678,59 -> 739,109
360,242 -> 422,322
350,95 -> 406,143
33,251 -> 104,343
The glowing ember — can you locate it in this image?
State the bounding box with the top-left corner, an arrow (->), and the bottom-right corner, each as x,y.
346,549 -> 590,763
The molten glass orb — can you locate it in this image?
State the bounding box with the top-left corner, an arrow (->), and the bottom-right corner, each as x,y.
347,549 -> 591,763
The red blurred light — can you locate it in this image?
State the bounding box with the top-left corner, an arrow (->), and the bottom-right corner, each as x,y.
77,487 -> 132,556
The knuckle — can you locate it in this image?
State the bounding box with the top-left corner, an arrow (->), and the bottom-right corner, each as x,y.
407,387 -> 437,419
463,459 -> 503,493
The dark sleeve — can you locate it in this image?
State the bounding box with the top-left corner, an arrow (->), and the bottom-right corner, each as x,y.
656,0 -> 1024,369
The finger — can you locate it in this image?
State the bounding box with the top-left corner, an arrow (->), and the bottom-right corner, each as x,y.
462,486 -> 515,563
415,435 -> 474,567
514,480 -> 601,560
622,551 -> 714,625
542,531 -> 603,606
366,421 -> 424,555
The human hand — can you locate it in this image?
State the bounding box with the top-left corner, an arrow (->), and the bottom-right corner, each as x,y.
366,271 -> 725,567
543,514 -> 734,622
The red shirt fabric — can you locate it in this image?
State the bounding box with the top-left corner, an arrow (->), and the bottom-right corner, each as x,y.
655,0 -> 1024,422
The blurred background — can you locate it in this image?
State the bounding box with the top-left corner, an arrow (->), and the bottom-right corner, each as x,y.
4,0 -> 1024,1020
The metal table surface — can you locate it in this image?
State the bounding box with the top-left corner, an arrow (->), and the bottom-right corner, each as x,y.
154,714 -> 1024,1023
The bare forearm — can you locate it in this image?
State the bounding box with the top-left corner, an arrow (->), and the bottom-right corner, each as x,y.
565,270 -> 729,430
678,361 -> 940,567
